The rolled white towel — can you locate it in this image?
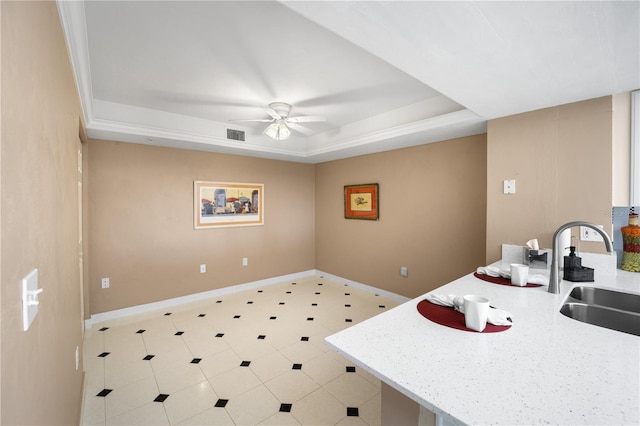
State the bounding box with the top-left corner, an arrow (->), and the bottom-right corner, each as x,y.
486,308 -> 513,326
425,294 -> 466,312
477,265 -> 548,286
425,293 -> 513,326
527,274 -> 547,286
476,266 -> 511,279
476,266 -> 502,277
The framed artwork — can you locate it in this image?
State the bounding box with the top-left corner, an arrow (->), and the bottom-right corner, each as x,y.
194,181 -> 264,229
344,183 -> 379,220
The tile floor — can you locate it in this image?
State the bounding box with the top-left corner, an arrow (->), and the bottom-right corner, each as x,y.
81,275 -> 402,425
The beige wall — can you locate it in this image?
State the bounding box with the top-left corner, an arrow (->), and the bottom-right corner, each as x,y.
613,91 -> 632,206
1,2 -> 84,424
88,140 -> 316,314
486,96 -> 613,263
315,135 -> 487,299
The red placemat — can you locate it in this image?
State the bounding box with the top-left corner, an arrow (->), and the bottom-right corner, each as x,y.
416,300 -> 511,333
473,272 -> 543,288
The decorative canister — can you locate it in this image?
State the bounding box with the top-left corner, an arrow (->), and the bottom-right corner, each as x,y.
621,209 -> 640,272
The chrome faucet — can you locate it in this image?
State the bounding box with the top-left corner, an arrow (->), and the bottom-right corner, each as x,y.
548,221 -> 613,294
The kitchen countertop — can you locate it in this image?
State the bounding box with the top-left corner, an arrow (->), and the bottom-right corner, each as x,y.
325,261 -> 640,425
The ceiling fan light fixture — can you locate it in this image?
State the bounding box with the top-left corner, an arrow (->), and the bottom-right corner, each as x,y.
264,120 -> 291,140
264,122 -> 279,139
278,121 -> 291,140
235,101 -> 325,140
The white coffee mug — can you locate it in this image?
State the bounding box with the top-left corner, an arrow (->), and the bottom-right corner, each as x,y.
510,263 -> 529,286
463,295 -> 490,332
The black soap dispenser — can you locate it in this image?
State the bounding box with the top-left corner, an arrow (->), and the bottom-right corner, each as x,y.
563,246 -> 595,282
564,246 -> 581,271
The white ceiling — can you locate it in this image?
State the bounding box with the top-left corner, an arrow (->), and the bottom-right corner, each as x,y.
58,1 -> 639,164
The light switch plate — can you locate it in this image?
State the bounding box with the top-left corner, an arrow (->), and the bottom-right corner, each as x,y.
22,268 -> 41,331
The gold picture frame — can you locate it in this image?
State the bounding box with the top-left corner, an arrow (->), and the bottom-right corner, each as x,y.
194,181 -> 264,229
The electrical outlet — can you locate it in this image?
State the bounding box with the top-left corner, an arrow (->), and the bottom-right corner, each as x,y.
503,179 -> 516,194
200,264 -> 206,273
101,278 -> 109,289
242,258 -> 248,266
580,225 -> 604,242
400,266 -> 408,277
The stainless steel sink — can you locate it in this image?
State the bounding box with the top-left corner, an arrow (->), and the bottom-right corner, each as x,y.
568,286 -> 640,314
560,302 -> 640,336
561,286 -> 640,336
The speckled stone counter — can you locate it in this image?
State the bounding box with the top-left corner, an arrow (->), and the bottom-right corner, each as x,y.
326,263 -> 640,425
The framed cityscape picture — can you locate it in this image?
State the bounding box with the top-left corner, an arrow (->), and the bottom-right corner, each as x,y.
194,181 -> 264,229
344,183 -> 379,220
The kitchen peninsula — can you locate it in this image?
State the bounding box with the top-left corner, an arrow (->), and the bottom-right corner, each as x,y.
326,258 -> 640,425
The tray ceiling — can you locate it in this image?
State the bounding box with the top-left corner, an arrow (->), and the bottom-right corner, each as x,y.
58,1 -> 639,163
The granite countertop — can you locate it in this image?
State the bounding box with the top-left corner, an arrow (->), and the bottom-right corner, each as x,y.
325,258 -> 640,425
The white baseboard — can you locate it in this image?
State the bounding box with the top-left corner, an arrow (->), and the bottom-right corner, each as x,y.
315,270 -> 410,304
85,270 -> 316,328
85,269 -> 409,328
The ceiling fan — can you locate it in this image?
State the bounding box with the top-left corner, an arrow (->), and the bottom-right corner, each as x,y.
230,102 -> 326,140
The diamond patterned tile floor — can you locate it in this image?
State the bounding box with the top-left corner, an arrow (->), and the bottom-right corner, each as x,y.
81,275 -> 401,425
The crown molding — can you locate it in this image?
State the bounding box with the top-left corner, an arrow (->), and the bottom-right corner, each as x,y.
86,107 -> 486,163
86,117 -> 310,158
305,109 -> 484,157
57,0 -> 94,121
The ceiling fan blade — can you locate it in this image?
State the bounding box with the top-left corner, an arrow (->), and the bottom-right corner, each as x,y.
262,106 -> 282,120
228,118 -> 274,123
287,122 -> 315,136
287,116 -> 326,123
